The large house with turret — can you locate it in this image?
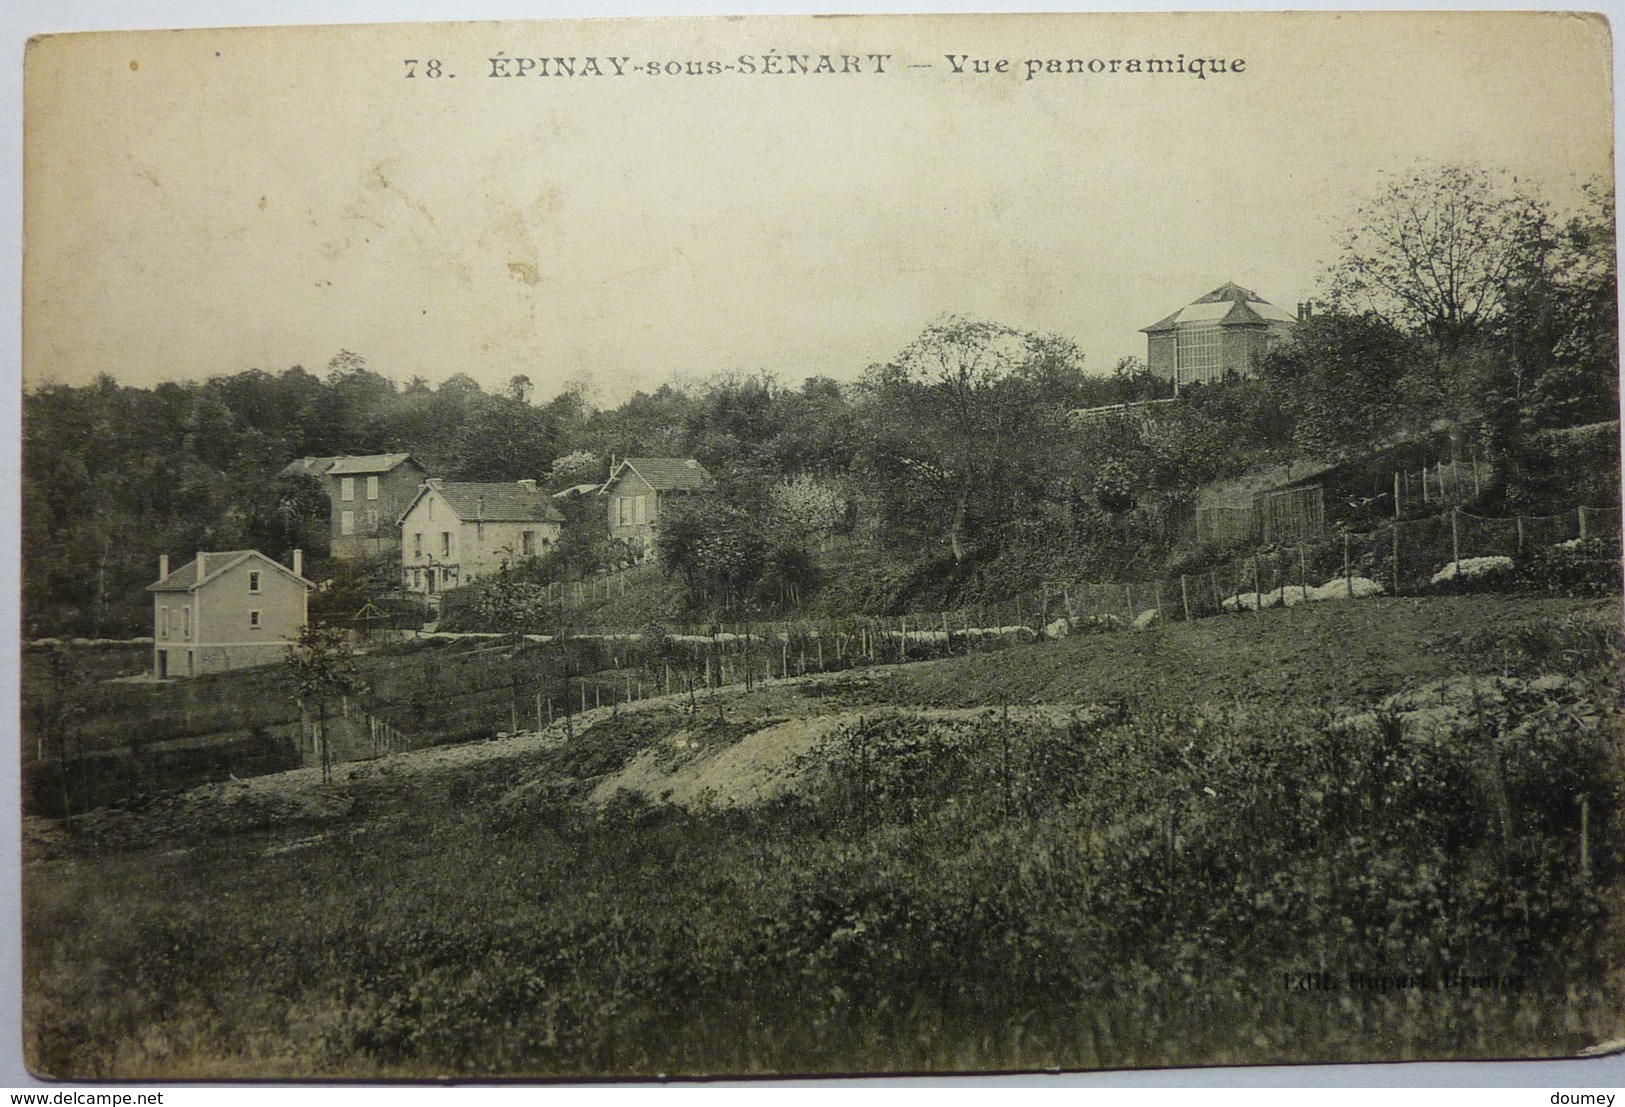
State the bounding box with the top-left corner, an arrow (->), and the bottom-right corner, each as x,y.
1142,282 -> 1305,393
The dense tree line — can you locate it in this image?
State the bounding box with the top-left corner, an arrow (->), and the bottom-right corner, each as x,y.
24,164 -> 1616,635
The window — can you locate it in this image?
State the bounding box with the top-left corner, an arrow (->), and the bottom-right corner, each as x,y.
413,568 -> 422,589
366,475 -> 379,500
249,610 -> 262,629
441,532 -> 451,557
248,570 -> 261,594
341,476 -> 355,501
182,605 -> 192,636
341,510 -> 355,536
413,532 -> 423,558
522,530 -> 535,556
634,495 -> 647,525
159,606 -> 169,638
1175,324 -> 1224,387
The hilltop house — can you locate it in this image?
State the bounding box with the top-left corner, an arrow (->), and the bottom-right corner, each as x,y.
147,549 -> 312,678
600,457 -> 714,548
1142,282 -> 1304,393
282,453 -> 429,559
397,479 -> 565,595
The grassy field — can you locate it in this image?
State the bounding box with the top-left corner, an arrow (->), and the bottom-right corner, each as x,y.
22,594 -> 1625,1078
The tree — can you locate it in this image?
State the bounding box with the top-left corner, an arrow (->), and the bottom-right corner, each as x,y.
1509,181 -> 1619,430
655,492 -> 772,613
285,624 -> 367,782
1258,311 -> 1423,457
860,317 -> 1085,563
1326,163 -> 1551,355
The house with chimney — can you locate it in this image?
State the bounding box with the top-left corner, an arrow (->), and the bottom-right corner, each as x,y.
281,453 -> 429,559
397,479 -> 565,595
147,549 -> 313,678
600,457 -> 714,549
1141,282 -> 1305,393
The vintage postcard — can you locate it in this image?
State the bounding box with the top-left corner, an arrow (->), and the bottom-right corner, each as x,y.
18,10 -> 1624,1080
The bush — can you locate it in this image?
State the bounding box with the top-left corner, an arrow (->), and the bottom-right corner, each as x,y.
1517,538 -> 1624,597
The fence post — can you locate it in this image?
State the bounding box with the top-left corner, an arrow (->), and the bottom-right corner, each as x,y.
1125,584 -> 1135,625
1210,567 -> 1221,613
1393,471 -> 1401,519
1580,794 -> 1592,880
1299,542 -> 1309,603
1251,552 -> 1262,611
1391,520 -> 1401,596
1451,508 -> 1461,570
1180,574 -> 1191,622
1153,581 -> 1164,623
1579,506 -> 1589,541
1471,446 -> 1482,497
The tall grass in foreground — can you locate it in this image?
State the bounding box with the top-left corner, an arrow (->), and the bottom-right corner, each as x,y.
23,610 -> 1624,1077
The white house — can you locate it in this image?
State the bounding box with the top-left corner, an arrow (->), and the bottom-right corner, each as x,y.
147,549 -> 312,678
397,479 -> 565,594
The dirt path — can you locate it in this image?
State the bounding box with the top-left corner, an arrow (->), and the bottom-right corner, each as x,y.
587,701 -> 1109,811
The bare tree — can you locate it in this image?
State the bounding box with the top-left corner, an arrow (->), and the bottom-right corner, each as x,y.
1326,163 -> 1551,355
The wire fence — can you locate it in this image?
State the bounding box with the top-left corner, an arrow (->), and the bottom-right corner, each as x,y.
301,500 -> 1622,760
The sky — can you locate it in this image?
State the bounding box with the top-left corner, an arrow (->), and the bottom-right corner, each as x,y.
19,10 -> 1617,406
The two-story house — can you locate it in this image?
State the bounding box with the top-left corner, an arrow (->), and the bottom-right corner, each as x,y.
397,479 -> 565,594
600,457 -> 714,549
282,453 -> 429,559
1142,282 -> 1303,393
147,549 -> 312,678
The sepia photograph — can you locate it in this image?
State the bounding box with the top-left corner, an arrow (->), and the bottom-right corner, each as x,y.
14,7 -> 1625,1082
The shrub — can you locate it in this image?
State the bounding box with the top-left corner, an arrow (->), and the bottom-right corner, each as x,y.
1517,538 -> 1624,597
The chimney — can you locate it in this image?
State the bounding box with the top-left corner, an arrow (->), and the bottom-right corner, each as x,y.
517,479 -> 538,493
159,554 -> 169,580
293,549 -> 303,578
1297,300 -> 1315,322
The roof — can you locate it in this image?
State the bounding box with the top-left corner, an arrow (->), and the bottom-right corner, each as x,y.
148,550 -> 313,593
1196,460 -> 1338,510
601,457 -> 714,494
400,481 -> 565,525
1142,282 -> 1301,333
280,453 -> 420,478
